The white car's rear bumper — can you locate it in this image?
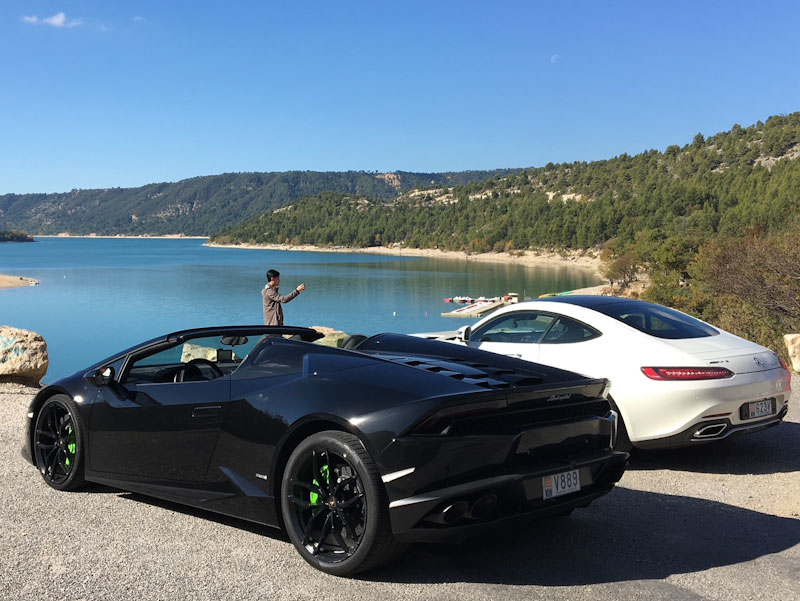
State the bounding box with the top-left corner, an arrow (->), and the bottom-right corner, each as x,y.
618,366 -> 791,446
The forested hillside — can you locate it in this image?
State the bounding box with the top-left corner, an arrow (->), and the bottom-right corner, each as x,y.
211,113 -> 800,361
0,169 -> 516,235
213,113 -> 800,251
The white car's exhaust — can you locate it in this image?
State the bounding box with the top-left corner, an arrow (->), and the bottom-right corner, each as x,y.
692,423 -> 728,438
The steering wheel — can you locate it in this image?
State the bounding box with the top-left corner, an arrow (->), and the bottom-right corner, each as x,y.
174,358 -> 224,382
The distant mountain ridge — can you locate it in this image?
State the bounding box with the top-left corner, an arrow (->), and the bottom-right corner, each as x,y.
0,169 -> 518,236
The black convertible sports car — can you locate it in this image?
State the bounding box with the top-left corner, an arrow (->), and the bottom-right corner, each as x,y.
23,326 -> 628,575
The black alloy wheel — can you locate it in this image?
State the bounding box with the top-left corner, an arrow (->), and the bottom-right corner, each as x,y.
33,395 -> 86,491
281,431 -> 405,576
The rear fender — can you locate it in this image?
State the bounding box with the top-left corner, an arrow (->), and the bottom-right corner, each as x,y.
269,413 -> 378,497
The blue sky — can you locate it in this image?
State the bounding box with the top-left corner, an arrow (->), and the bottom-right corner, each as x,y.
1,1 -> 799,194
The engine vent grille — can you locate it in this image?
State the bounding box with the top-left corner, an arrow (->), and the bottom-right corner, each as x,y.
447,399 -> 611,436
380,355 -> 542,390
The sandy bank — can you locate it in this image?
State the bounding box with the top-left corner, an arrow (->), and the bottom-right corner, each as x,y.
207,242 -> 603,278
0,274 -> 39,290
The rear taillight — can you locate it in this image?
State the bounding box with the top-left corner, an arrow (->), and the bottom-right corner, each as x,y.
778,357 -> 792,391
641,366 -> 734,381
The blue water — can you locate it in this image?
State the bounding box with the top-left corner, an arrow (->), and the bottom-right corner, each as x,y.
0,238 -> 600,382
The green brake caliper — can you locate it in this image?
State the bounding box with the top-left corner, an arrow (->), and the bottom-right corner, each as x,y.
65,425 -> 76,467
309,464 -> 330,511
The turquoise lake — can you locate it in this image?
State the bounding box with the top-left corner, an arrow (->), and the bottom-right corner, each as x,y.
0,238 -> 600,382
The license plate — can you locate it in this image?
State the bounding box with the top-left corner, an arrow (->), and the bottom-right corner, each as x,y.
542,469 -> 581,499
742,399 -> 775,420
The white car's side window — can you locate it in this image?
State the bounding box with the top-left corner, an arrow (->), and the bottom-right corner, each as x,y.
473,312 -> 556,344
541,317 -> 601,344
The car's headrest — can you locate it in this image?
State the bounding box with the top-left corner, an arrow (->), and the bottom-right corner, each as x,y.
339,334 -> 368,350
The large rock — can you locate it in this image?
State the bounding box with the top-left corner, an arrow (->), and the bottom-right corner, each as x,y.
784,334 -> 800,373
311,325 -> 350,348
0,326 -> 48,384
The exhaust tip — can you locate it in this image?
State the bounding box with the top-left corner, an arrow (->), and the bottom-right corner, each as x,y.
441,500 -> 469,524
693,423 -> 727,439
467,494 -> 497,520
424,500 -> 469,525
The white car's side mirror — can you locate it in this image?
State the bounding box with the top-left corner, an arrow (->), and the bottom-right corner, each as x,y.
457,325 -> 471,342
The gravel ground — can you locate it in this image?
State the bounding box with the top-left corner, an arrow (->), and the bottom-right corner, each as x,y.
1,377 -> 798,601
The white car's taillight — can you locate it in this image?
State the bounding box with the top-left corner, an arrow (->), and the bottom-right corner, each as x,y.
778,357 -> 793,392
641,366 -> 734,380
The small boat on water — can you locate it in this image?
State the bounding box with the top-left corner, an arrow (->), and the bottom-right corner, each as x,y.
538,290 -> 574,298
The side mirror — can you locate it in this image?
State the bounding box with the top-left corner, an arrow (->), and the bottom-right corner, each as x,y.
457,325 -> 471,342
86,366 -> 115,387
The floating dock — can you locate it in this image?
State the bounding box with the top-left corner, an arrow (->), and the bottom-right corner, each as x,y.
441,292 -> 518,317
441,299 -> 505,318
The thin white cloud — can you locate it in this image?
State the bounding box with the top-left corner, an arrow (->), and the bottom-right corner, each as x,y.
21,12 -> 82,28
133,16 -> 145,22
44,12 -> 68,26
551,54 -> 560,64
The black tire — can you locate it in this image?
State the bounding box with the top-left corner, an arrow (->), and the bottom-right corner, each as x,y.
33,394 -> 87,491
280,430 -> 405,576
609,397 -> 634,453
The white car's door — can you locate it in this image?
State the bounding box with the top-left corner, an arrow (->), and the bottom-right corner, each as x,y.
467,311 -> 558,362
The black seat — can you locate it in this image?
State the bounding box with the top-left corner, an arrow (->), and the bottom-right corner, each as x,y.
621,314 -> 644,329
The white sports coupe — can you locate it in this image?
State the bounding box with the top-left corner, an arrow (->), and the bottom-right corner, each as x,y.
444,296 -> 792,451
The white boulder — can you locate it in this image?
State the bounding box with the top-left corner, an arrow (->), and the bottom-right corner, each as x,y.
0,326 -> 48,384
311,325 -> 349,348
784,334 -> 800,373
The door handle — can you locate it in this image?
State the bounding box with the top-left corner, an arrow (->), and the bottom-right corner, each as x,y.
192,405 -> 222,418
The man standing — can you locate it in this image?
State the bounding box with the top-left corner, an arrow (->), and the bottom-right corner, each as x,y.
262,269 -> 305,326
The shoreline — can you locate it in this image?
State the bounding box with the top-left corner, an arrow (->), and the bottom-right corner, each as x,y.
206,241 -> 604,278
0,274 -> 39,290
28,235 -> 602,277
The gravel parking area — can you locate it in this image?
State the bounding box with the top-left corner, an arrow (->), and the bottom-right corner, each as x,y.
2,377 -> 798,601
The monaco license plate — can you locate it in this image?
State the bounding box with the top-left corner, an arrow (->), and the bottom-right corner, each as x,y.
741,398 -> 775,420
542,469 -> 581,499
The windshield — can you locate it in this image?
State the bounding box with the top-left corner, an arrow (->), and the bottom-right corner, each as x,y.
592,300 -> 719,339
